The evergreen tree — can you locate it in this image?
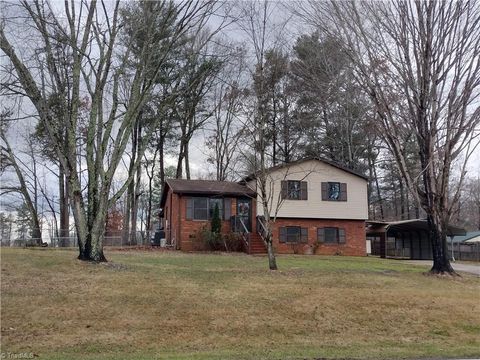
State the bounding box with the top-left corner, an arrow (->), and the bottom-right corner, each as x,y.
211,203 -> 221,235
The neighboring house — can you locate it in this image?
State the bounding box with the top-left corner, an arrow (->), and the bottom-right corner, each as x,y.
160,157 -> 369,255
449,231 -> 480,261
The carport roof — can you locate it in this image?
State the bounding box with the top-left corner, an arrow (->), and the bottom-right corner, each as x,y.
366,219 -> 466,237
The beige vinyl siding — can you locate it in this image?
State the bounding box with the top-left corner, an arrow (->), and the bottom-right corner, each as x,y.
249,159 -> 368,220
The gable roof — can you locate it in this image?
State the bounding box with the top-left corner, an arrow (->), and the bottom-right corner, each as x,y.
160,179 -> 256,207
241,157 -> 369,182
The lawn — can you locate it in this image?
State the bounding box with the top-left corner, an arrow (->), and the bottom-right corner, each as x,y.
1,248 -> 479,360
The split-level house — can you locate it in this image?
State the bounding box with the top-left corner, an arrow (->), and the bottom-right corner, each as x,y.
159,157 -> 368,255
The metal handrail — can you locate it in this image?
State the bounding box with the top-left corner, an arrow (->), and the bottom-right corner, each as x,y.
238,217 -> 249,234
238,217 -> 250,251
256,215 -> 268,240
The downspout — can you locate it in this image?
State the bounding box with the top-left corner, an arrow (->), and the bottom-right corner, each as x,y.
169,190 -> 173,247
177,194 -> 181,250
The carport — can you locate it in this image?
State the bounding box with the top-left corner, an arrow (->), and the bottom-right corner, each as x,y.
366,219 -> 466,260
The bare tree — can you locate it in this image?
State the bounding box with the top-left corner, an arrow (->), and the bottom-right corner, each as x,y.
0,0 -> 217,261
301,0 -> 480,273
206,45 -> 248,181
235,0 -> 290,270
174,31 -> 223,179
0,112 -> 42,243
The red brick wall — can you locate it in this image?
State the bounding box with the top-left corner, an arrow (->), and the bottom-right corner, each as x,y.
174,194 -> 244,251
271,218 -> 366,256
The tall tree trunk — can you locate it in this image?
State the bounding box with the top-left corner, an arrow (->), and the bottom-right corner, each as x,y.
122,188 -> 132,244
176,139 -> 185,179
185,143 -> 190,180
146,170 -> 154,239
406,189 -> 411,220
373,163 -> 384,220
428,213 -> 454,274
266,237 -> 277,270
159,135 -> 166,186
130,161 -> 142,244
421,137 -> 453,273
59,162 -> 70,238
123,122 -> 140,244
399,178 -> 405,220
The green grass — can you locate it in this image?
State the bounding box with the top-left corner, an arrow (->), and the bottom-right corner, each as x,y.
1,248 -> 479,359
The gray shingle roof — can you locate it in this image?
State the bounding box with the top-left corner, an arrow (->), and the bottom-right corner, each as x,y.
162,179 -> 255,203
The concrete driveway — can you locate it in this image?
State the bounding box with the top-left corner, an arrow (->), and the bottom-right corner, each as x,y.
402,260 -> 480,276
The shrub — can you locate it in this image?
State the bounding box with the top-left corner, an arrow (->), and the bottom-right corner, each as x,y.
223,232 -> 245,252
192,226 -> 246,252
206,232 -> 223,251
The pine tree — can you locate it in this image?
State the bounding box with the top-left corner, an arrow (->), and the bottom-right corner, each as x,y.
211,203 -> 221,235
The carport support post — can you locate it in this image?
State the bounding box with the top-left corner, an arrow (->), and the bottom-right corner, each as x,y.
380,233 -> 386,258
450,236 -> 455,262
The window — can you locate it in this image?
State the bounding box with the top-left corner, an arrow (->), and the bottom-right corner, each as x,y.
279,226 -> 308,243
187,197 -> 226,221
321,182 -> 347,201
288,181 -> 301,200
193,198 -> 208,220
287,226 -> 301,242
281,180 -> 308,200
317,227 -> 346,244
328,182 -> 340,200
324,227 -> 339,243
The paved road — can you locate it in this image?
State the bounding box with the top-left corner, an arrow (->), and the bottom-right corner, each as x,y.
403,260 -> 480,276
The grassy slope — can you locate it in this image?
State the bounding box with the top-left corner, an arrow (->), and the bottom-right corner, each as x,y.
1,248 -> 479,360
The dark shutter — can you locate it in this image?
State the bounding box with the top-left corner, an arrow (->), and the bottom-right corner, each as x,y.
339,228 -> 346,243
317,228 -> 325,243
186,198 -> 193,220
321,182 -> 328,200
300,181 -> 308,200
281,181 -> 288,200
340,183 -> 348,201
224,198 -> 231,220
279,227 -> 286,242
301,227 -> 308,243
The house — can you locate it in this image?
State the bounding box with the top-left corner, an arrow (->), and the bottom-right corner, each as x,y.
366,219 -> 466,260
159,157 -> 369,255
448,231 -> 480,261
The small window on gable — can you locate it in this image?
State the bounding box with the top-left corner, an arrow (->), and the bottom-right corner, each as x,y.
328,182 -> 340,200
281,180 -> 308,200
321,182 -> 347,201
288,181 -> 301,200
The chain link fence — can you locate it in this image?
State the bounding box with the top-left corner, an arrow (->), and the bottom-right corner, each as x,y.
1,230 -> 153,248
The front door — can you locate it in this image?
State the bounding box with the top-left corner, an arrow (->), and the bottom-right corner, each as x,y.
237,198 -> 252,232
